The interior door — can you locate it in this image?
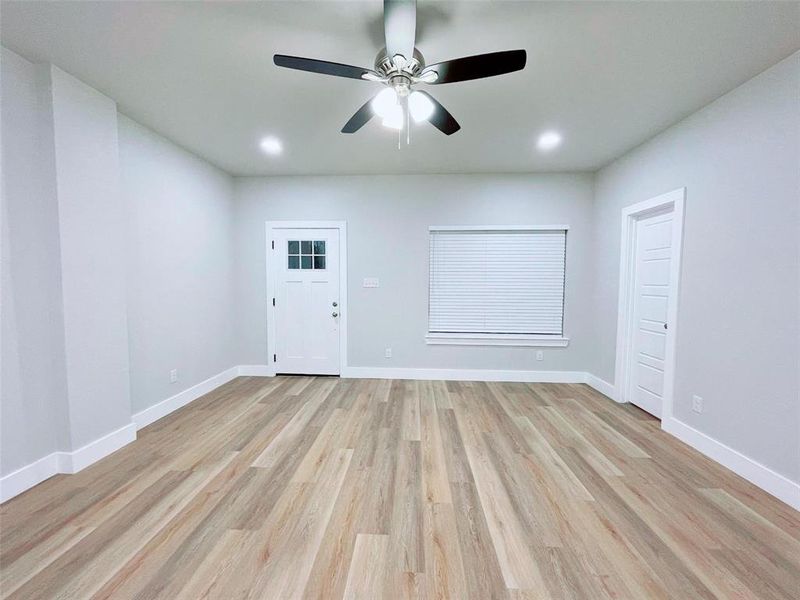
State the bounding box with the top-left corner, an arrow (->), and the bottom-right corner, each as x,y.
273,228 -> 340,375
628,211 -> 673,417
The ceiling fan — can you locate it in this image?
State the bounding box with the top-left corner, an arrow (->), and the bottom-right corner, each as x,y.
273,0 -> 526,143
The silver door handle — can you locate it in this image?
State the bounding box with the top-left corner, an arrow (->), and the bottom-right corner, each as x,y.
332,312 -> 338,317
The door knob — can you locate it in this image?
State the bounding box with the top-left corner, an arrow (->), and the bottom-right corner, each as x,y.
332,312 -> 339,317
332,302 -> 338,307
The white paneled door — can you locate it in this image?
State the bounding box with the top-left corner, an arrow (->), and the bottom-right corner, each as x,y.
628,211 -> 673,417
273,228 -> 340,375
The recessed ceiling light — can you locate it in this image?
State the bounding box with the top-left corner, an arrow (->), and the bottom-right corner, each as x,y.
260,136 -> 283,155
537,131 -> 562,152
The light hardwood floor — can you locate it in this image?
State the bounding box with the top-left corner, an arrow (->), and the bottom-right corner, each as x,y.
1,376 -> 799,599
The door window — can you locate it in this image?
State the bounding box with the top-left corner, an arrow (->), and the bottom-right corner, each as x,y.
288,240 -> 326,270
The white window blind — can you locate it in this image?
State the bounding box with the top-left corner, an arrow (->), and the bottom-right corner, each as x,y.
428,228 -> 566,336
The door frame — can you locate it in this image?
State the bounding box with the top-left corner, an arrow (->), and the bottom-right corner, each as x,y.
265,220 -> 348,376
614,188 -> 685,420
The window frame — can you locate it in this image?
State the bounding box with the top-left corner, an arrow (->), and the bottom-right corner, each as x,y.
426,225 -> 570,347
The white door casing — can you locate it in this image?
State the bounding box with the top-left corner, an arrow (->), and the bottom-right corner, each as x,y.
615,188 -> 685,420
266,222 -> 347,375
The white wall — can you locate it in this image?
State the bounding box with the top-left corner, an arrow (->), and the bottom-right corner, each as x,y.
119,116 -> 237,414
592,52 -> 800,483
0,49 -> 70,475
234,174 -> 594,373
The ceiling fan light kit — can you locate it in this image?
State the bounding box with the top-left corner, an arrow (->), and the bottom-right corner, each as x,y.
273,0 -> 527,145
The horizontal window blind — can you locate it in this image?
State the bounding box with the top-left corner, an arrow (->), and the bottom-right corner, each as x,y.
428,229 -> 566,335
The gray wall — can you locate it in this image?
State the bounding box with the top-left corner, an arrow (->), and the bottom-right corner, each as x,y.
3,42 -> 797,501
50,66 -> 132,449
592,52 -> 800,482
1,49 -> 70,474
234,174 -> 595,372
1,48 -> 240,480
119,116 -> 237,414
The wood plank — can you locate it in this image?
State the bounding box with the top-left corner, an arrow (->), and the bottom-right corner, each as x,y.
342,534 -> 389,599
423,502 -> 467,600
249,447 -> 353,597
419,380 -> 452,505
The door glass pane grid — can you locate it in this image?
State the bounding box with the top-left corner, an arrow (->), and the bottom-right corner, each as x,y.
288,239 -> 326,270
313,240 -> 325,270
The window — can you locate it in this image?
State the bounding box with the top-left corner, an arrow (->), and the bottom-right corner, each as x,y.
288,239 -> 325,270
427,226 -> 568,346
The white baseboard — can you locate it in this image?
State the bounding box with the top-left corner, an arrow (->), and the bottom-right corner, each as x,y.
6,365 -> 796,514
340,366 -> 587,383
2,364 -> 247,503
132,366 -> 240,429
0,453 -> 62,503
0,422 -> 137,503
663,417 -> 800,511
583,373 -> 618,401
2,365 -> 577,503
237,364 -> 275,377
65,423 -> 137,473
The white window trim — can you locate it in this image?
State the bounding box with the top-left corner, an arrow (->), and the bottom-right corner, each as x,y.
427,225 -> 569,347
425,333 -> 569,347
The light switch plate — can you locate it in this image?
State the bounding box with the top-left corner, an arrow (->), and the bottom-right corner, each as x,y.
363,277 -> 380,288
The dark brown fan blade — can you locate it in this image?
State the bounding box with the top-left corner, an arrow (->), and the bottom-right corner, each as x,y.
341,96 -> 376,133
384,0 -> 417,62
416,91 -> 460,135
273,55 -> 377,81
421,49 -> 526,84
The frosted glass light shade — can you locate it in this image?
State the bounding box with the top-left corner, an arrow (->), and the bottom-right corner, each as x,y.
408,91 -> 434,122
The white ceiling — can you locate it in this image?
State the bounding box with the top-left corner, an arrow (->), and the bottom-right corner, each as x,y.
2,1 -> 798,176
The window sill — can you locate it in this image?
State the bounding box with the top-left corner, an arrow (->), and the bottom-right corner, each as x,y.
425,334 -> 570,347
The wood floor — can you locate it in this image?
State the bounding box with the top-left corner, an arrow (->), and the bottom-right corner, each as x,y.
1,377 -> 799,599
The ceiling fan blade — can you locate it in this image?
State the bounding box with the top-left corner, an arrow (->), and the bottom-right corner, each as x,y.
416,91 -> 460,135
273,55 -> 377,81
384,0 -> 416,62
341,96 -> 376,134
421,49 -> 527,84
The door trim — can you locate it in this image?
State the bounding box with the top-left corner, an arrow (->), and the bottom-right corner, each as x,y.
265,220 -> 348,376
614,188 -> 685,420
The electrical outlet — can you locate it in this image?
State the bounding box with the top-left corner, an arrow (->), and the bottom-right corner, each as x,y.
536,350 -> 544,361
384,348 -> 392,359
692,395 -> 703,414
170,369 -> 178,384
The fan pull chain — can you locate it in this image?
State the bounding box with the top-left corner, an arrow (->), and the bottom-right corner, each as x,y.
397,94 -> 402,149
406,98 -> 411,146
